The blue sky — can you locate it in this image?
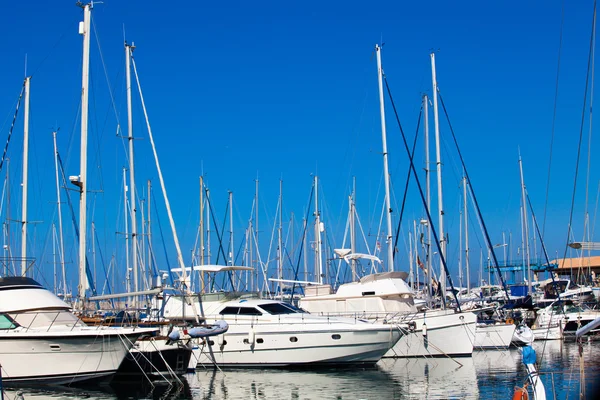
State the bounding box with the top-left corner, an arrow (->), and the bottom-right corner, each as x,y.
0,1 -> 596,293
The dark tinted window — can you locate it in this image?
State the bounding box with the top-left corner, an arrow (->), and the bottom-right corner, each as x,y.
220,307 -> 240,315
259,303 -> 300,315
238,307 -> 262,316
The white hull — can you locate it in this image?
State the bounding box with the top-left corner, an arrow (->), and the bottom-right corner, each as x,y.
193,316 -> 400,367
532,325 -> 563,341
512,325 -> 535,346
0,328 -> 142,385
384,310 -> 476,358
471,323 -> 516,349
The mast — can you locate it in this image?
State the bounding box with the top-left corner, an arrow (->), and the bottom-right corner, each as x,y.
423,94 -> 433,300
200,176 -> 205,292
130,54 -> 188,289
519,155 -> 532,294
206,188 -> 211,266
463,176 -> 470,293
314,175 -> 323,283
123,168 -> 130,296
229,190 -> 234,287
375,44 -> 394,272
430,52 -> 446,297
76,2 -> 92,306
277,180 -> 283,290
125,42 -> 139,307
254,178 -> 259,291
459,199 -> 463,289
349,193 -> 356,281
147,179 -> 152,285
21,76 -> 30,277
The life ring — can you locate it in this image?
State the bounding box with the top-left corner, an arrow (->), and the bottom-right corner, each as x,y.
512,385 -> 529,400
506,318 -> 514,325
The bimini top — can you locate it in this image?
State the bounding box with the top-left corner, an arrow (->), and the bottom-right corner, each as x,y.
0,276 -> 71,313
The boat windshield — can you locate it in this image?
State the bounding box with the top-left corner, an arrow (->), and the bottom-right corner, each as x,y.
0,313 -> 18,329
259,302 -> 301,315
564,303 -> 585,313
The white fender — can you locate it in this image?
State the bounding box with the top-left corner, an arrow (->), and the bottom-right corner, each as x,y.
422,323 -> 428,337
248,328 -> 256,345
217,334 -> 225,346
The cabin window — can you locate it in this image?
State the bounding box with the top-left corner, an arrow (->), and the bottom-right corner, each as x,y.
289,337 -> 298,342
259,303 -> 299,315
220,307 -> 241,315
0,314 -> 17,330
361,291 -> 375,296
332,334 -> 341,340
256,338 -> 264,344
238,307 -> 262,316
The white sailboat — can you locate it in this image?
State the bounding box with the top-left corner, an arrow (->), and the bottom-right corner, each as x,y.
298,45 -> 476,358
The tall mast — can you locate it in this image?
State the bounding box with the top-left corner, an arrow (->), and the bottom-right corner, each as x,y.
199,176 -> 204,292
20,76 -> 31,277
519,155 -> 532,294
228,190 -> 234,287
430,52 -> 446,297
123,168 -> 130,296
130,54 -> 188,289
314,175 -> 323,283
277,180 -> 283,289
76,2 -> 92,306
303,217 -> 308,282
125,42 -> 139,306
375,44 -> 394,272
459,199 -> 463,289
463,176 -> 470,293
349,193 -> 356,281
423,94 -> 433,301
254,178 -> 259,290
147,179 -> 152,284
206,188 -> 211,266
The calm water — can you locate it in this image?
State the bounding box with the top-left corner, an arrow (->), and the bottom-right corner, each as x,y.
3,341 -> 600,399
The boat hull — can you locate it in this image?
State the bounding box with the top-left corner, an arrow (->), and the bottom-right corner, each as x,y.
471,323 -> 516,349
115,338 -> 193,378
384,310 -> 476,358
0,330 -> 142,385
193,319 -> 400,368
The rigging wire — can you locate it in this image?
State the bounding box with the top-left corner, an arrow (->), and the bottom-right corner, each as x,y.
0,84 -> 25,175
542,0 -> 567,237
436,91 -> 510,301
562,0 -> 597,264
290,182 -> 315,298
392,106 -> 422,259
383,75 -> 460,311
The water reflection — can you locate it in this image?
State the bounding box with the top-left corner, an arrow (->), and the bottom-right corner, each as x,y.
379,357 -> 478,399
2,379 -> 191,400
3,342 -> 599,399
188,367 -> 400,399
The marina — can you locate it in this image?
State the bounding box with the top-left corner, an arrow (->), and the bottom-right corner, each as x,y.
1,0 -> 600,398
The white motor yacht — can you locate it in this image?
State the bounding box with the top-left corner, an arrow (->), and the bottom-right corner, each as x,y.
167,297 -> 401,368
0,277 -> 156,385
532,300 -> 600,340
